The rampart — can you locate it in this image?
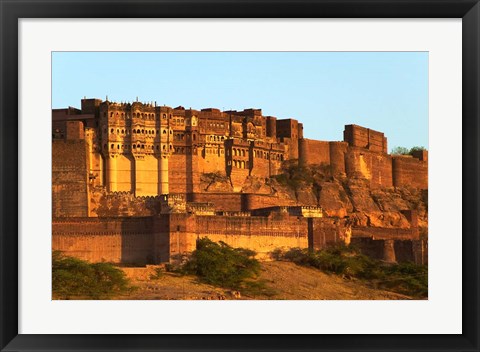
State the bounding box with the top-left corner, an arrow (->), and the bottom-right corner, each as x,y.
392,155 -> 428,189
52,140 -> 89,217
52,217 -> 160,264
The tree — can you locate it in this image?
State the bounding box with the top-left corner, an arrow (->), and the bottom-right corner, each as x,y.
52,251 -> 131,299
391,146 -> 427,155
390,146 -> 410,155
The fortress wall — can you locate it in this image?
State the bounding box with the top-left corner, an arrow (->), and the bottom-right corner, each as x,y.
52,140 -> 89,217
52,217 -> 156,264
251,157 -> 270,178
230,168 -> 250,191
329,142 -> 348,175
299,139 -> 330,166
134,154 -> 159,196
392,156 -> 428,189
168,213 -> 198,258
66,121 -> 85,140
350,237 -> 426,264
242,193 -> 296,211
194,215 -> 309,257
344,125 -> 387,153
351,226 -> 419,241
115,154 -> 133,192
344,148 -> 393,188
89,189 -> 159,217
198,147 -> 225,174
310,218 -> 350,250
189,193 -> 243,211
169,153 -> 189,193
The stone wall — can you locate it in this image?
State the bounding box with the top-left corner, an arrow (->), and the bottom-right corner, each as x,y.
299,139 -> 331,166
344,124 -> 387,153
52,217 -> 160,264
52,140 -> 89,217
392,155 -> 428,189
345,147 -> 393,188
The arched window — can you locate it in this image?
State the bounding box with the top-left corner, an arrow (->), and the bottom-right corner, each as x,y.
137,144 -> 140,149
121,129 -> 124,134
110,144 -> 114,149
133,145 -> 136,149
163,129 -> 166,134
110,128 -> 114,133
163,145 -> 166,151
137,129 -> 141,134
141,129 -> 144,134
242,150 -> 246,157
117,129 -> 119,134
163,114 -> 166,119
117,144 -> 120,149
133,129 -> 136,134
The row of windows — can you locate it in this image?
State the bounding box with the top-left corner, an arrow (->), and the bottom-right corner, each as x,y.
232,160 -> 249,169
105,112 -> 173,120
208,122 -> 225,129
204,148 -> 225,155
104,143 -> 173,151
232,148 -> 247,157
208,135 -> 225,142
106,128 -> 173,136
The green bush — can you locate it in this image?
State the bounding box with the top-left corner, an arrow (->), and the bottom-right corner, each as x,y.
52,251 -> 131,299
180,238 -> 261,291
274,246 -> 428,298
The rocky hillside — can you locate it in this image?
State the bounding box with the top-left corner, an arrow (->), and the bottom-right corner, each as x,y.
200,162 -> 428,234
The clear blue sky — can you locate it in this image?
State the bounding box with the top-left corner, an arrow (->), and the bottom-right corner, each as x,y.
52,52 -> 428,150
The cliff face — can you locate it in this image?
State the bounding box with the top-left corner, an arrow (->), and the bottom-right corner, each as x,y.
200,163 -> 427,233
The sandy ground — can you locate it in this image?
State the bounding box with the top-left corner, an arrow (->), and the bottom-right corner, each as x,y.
114,261 -> 410,300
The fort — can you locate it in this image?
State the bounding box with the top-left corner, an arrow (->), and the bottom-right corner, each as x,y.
52,98 -> 428,265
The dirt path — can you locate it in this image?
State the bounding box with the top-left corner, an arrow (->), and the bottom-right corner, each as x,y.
114,261 -> 410,300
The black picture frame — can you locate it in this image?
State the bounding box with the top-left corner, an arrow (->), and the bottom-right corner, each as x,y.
1,1 -> 479,351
